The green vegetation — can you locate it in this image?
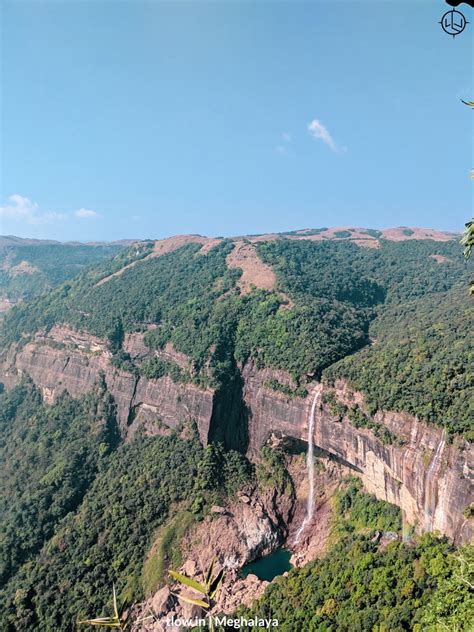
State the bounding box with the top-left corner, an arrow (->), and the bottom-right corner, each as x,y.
0,238 -> 471,432
333,478 -> 402,535
233,290 -> 369,379
195,442 -> 254,500
324,288 -> 474,437
236,535 -> 472,632
0,379 -> 119,585
256,445 -> 294,497
279,227 -> 328,236
233,481 -> 472,632
78,584 -> 126,630
322,391 -> 348,421
346,404 -> 401,446
462,218 -> 474,293
361,228 -> 382,238
1,238 -> 470,440
0,235 -> 472,631
264,378 -> 308,399
169,561 -> 225,612
463,503 -> 474,519
0,429 -> 205,630
142,510 -> 197,593
0,385 -> 255,632
257,238 -> 468,307
140,356 -> 191,384
0,241 -> 124,300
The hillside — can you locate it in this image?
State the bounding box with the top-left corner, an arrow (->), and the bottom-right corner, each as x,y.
0,236 -> 126,310
1,228 -> 471,432
0,227 -> 472,631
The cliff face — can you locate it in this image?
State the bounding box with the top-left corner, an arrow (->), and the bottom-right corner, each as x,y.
0,326 -> 214,445
130,484 -> 294,632
0,329 -> 472,544
242,361 -> 473,545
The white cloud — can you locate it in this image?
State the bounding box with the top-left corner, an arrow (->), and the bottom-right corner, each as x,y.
307,119 -> 338,152
0,195 -> 102,226
75,208 -> 101,219
0,194 -> 64,224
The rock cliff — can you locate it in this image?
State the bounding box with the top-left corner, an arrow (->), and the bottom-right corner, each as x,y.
242,361 -> 473,545
0,326 -> 214,445
129,484 -> 292,632
0,327 -> 472,544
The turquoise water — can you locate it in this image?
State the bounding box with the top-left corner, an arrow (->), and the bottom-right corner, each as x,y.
240,548 -> 293,582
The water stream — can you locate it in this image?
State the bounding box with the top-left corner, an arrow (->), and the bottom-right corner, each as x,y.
294,387 -> 321,545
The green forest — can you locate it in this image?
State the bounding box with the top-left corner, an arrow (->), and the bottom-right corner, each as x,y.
1,379 -> 471,631
0,383 -> 253,631
0,241 -> 125,300
0,235 -> 472,630
323,287 -> 474,438
1,237 -> 471,433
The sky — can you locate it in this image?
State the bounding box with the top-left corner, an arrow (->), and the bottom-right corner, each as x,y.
0,0 -> 472,242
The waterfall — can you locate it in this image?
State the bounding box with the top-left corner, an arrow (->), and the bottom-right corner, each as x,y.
423,431 -> 446,532
294,388 -> 321,545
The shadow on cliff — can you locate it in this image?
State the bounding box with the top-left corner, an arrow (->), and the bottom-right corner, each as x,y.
207,363 -> 250,454
281,436 -> 363,473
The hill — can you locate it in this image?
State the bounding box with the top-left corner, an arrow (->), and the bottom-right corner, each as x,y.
0,227 -> 472,631
1,227 -> 471,433
0,236 -> 126,311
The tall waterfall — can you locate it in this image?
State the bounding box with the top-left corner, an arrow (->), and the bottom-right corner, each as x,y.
294,388 -> 321,545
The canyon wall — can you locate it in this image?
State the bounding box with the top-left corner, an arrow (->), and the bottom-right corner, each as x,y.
0,326 -> 214,445
242,361 -> 473,545
0,328 -> 472,544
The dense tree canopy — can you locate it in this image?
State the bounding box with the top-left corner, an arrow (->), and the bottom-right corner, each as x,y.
0,242 -> 124,300
0,380 -> 119,585
324,288 -> 474,437
0,385 -> 253,632
1,238 -> 472,429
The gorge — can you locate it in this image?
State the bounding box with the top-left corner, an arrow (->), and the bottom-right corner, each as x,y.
0,230 -> 472,631
0,323 -> 471,545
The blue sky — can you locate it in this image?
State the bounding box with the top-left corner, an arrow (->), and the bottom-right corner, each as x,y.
1,1 -> 472,241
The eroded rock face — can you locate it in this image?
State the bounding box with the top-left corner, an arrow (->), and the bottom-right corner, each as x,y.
0,329 -> 472,544
129,485 -> 289,632
182,485 -> 292,571
0,326 -> 214,444
242,362 -> 473,545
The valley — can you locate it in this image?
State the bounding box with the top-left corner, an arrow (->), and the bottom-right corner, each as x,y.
0,228 -> 472,631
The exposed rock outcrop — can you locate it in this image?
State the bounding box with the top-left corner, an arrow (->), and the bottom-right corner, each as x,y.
0,329 -> 472,544
242,361 -> 473,545
129,485 -> 292,631
0,326 -> 214,444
